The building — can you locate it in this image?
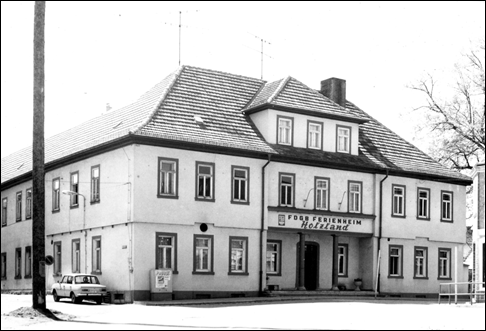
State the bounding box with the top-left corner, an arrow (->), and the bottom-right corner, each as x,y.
471,163 -> 485,292
1,66 -> 472,301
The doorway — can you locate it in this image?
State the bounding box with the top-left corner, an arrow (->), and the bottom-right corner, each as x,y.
304,243 -> 319,290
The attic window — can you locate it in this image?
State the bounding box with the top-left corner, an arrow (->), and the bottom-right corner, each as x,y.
17,163 -> 24,170
113,121 -> 123,129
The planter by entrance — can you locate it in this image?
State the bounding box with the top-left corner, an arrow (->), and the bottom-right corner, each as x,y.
354,279 -> 362,291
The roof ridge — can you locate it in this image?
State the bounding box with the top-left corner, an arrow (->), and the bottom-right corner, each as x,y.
267,76 -> 291,104
183,65 -> 264,84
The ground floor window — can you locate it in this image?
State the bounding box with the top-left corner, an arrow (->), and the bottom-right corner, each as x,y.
438,248 -> 451,279
229,237 -> 248,274
388,245 -> 403,278
54,241 -> 62,275
156,232 -> 177,273
15,248 -> 22,279
338,244 -> 348,277
266,240 -> 282,276
72,239 -> 81,273
193,235 -> 214,274
1,252 -> 6,280
25,246 -> 31,278
414,246 -> 428,278
92,236 -> 102,274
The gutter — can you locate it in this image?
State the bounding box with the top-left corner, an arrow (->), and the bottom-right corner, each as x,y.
259,155 -> 272,295
376,169 -> 389,294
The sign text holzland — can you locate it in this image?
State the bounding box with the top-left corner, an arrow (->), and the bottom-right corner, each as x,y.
281,214 -> 363,232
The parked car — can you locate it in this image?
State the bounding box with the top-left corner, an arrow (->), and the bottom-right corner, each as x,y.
51,273 -> 107,304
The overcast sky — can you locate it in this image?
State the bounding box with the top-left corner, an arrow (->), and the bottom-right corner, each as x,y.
1,1 -> 485,159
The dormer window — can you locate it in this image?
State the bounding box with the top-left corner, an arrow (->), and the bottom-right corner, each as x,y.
337,125 -> 351,153
277,116 -> 293,146
307,121 -> 323,150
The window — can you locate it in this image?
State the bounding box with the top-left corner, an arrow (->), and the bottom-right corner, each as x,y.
414,247 -> 428,279
196,162 -> 215,201
1,198 -> 6,227
348,181 -> 362,213
279,173 -> 295,207
156,232 -> 178,273
337,125 -> 351,153
1,253 -> 6,280
277,116 -> 293,146
392,185 -> 406,217
193,235 -> 214,274
441,191 -> 453,222
417,188 -> 430,219
438,248 -> 451,279
388,245 -> 403,278
70,172 -> 79,207
91,165 -> 100,203
158,158 -> 178,198
15,248 -> 21,279
308,121 -> 323,150
229,237 -> 248,275
338,244 -> 348,277
92,236 -> 102,274
266,241 -> 281,276
315,177 -> 330,210
25,246 -> 32,278
232,166 -> 249,204
54,241 -> 62,275
16,191 -> 22,221
52,177 -> 60,212
72,239 -> 80,273
26,188 -> 32,219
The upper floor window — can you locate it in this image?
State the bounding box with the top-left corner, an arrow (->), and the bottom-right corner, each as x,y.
1,198 -> 6,227
156,233 -> 178,272
70,172 -> 79,207
315,177 -> 330,210
158,158 -> 179,198
307,121 -> 323,150
52,178 -> 60,212
277,116 -> 293,146
196,162 -> 215,201
441,191 -> 453,222
336,125 -> 351,153
25,188 -> 32,219
417,188 -> 430,220
232,166 -> 249,204
279,173 -> 295,207
266,240 -> 281,276
91,166 -> 100,203
392,185 -> 406,217
16,191 -> 22,221
348,181 -> 362,213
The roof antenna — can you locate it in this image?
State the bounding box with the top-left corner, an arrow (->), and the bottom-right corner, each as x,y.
179,11 -> 181,66
248,33 -> 271,80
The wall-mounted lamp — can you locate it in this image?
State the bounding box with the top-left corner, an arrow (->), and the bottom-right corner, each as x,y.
338,191 -> 347,210
303,188 -> 314,208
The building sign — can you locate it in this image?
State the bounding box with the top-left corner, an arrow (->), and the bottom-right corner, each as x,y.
155,269 -> 171,289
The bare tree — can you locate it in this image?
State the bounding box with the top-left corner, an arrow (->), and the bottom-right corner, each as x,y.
410,40 -> 485,170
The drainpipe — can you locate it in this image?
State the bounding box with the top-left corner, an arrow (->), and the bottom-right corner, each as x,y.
377,169 -> 389,294
259,155 -> 271,295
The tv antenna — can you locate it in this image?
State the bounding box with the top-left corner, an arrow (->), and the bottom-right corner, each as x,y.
248,32 -> 272,79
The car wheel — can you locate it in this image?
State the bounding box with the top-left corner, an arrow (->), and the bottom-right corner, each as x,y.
53,290 -> 60,302
95,297 -> 102,305
70,292 -> 80,304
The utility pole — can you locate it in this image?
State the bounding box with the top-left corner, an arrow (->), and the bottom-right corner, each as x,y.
32,0 -> 46,310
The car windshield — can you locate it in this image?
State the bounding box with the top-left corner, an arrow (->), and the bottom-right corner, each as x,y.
74,276 -> 100,284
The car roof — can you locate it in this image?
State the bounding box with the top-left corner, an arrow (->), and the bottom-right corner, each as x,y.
62,273 -> 98,277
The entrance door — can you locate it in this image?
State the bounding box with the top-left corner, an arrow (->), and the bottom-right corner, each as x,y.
304,243 -> 319,290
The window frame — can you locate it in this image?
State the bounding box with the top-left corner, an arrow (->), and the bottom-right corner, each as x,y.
231,166 -> 250,205
336,125 -> 352,154
52,177 -> 61,212
70,171 -> 80,208
417,187 -> 430,220
25,246 -> 32,278
307,120 -> 323,150
157,157 -> 179,199
391,184 -> 406,218
315,177 -> 330,210
266,240 -> 282,276
195,162 -> 215,202
53,241 -> 62,276
441,191 -> 454,222
388,245 -> 403,278
155,232 -> 178,274
15,247 -> 22,279
228,236 -> 249,275
1,252 -> 6,280
413,246 -> 428,279
438,247 -> 452,280
337,243 -> 349,277
277,115 -> 294,146
348,181 -> 362,213
279,172 -> 295,208
72,238 -> 81,273
25,188 -> 32,219
1,198 -> 6,227
193,234 -> 214,275
90,165 -> 101,204
15,191 -> 22,222
92,236 -> 102,275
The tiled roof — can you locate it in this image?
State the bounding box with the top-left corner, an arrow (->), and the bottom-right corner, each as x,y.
1,65 -> 471,186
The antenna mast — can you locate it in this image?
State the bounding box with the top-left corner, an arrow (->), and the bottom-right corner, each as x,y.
249,33 -> 271,79
178,11 -> 181,66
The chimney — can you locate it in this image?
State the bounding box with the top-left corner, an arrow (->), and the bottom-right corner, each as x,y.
320,78 -> 346,107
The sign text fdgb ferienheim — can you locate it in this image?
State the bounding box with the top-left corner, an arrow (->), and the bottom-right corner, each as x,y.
279,214 -> 363,232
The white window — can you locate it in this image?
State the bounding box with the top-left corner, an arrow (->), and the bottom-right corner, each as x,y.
158,158 -> 178,197
349,181 -> 361,213
441,192 -> 453,221
315,178 -> 329,210
195,236 -> 212,272
26,189 -> 32,219
392,185 -> 405,216
196,163 -> 214,200
417,188 -> 430,219
91,166 -> 100,203
70,172 -> 79,206
54,242 -> 62,275
439,248 -> 451,279
308,122 -> 322,149
92,237 -> 101,273
338,244 -> 348,276
389,246 -> 402,277
230,237 -> 248,273
156,234 -> 175,270
16,192 -> 22,221
414,247 -> 427,278
266,241 -> 281,275
72,240 -> 80,273
337,126 -> 350,153
52,178 -> 60,211
279,174 -> 294,207
278,117 -> 292,145
232,167 -> 249,203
